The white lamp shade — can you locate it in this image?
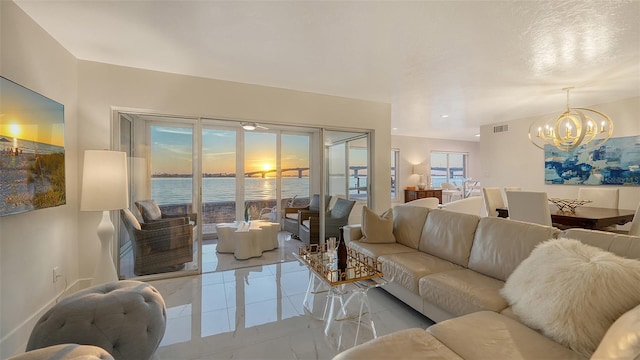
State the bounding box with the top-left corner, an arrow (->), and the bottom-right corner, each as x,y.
81,150 -> 129,211
413,164 -> 429,175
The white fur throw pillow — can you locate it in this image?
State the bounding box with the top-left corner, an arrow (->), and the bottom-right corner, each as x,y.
500,238 -> 640,357
360,207 -> 395,244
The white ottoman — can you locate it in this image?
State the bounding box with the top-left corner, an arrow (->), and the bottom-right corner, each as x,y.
216,221 -> 279,259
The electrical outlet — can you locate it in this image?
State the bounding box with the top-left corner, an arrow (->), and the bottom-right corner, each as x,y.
53,267 -> 61,283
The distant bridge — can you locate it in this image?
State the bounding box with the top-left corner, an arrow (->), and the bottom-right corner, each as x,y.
245,167 -> 309,178
244,165 -> 376,178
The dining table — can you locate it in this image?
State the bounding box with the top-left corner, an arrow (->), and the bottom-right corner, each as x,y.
496,206 -> 636,230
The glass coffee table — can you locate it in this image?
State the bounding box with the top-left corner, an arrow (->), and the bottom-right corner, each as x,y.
293,244 -> 387,351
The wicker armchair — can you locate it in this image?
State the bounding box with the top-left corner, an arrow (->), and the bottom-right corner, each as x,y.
299,198 -> 355,245
120,208 -> 193,276
282,194 -> 329,239
135,199 -> 197,225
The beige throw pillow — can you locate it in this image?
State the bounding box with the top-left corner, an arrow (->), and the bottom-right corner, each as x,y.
360,207 -> 395,244
500,238 -> 640,357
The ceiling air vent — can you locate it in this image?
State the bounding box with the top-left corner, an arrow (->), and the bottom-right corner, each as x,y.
493,124 -> 509,133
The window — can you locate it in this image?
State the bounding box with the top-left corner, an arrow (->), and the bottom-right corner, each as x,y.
391,149 -> 399,199
430,152 -> 468,187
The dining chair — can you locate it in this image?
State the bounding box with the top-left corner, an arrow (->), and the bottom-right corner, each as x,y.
578,187 -> 619,209
506,191 -> 552,226
503,187 -> 521,206
482,187 -> 505,217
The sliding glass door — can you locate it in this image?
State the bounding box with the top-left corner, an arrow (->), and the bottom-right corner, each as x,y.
115,111 -> 369,280
324,130 -> 371,241
117,114 -> 200,280
200,123 -> 312,238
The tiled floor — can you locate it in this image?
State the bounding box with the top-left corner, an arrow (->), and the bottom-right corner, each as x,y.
149,260 -> 434,359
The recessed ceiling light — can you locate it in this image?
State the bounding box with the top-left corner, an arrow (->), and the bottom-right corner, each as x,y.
475,133 -> 480,137
441,115 -> 449,118
392,127 -> 398,130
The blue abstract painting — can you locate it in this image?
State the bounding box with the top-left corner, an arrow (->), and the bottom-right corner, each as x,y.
544,135 -> 640,186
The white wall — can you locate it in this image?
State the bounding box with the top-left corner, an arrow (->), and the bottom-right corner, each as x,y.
391,135 -> 480,204
0,2 -> 79,357
480,96 -> 640,211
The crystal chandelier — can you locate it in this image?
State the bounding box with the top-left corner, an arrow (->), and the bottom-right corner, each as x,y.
528,88 -> 613,152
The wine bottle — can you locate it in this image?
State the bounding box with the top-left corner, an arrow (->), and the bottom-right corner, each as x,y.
337,227 -> 348,273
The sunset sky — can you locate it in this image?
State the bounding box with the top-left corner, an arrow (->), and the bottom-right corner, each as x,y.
0,77 -> 65,147
150,126 -> 310,175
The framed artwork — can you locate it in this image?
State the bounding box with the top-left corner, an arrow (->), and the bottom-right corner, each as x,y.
0,76 -> 66,216
544,135 -> 640,186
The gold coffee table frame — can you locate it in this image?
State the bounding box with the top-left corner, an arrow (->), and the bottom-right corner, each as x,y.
294,244 -> 386,352
297,243 -> 383,285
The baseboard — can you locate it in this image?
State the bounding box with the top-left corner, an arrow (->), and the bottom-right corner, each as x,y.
0,278 -> 90,359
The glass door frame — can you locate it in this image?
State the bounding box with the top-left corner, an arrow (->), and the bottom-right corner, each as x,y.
113,109 -> 371,280
322,129 -> 372,242
112,110 -> 203,281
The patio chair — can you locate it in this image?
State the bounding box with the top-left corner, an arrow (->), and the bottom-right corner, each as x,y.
299,198 -> 356,245
282,194 -> 330,239
120,208 -> 194,276
259,196 -> 297,222
135,199 -> 197,225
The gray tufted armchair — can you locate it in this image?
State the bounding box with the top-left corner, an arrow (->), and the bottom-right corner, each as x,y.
25,280 -> 166,360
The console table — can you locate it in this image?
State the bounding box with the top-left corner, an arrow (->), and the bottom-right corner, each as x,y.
404,189 -> 442,204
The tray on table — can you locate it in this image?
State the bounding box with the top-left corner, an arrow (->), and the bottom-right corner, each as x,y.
296,244 -> 383,286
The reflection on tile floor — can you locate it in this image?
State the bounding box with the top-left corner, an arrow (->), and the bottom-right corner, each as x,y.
150,260 -> 434,360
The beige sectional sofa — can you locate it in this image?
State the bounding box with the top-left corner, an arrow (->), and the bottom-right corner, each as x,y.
337,205 -> 640,360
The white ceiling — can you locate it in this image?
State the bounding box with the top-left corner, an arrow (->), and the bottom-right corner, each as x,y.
14,0 -> 640,141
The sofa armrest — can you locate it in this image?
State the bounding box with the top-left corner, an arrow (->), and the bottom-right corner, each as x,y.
343,224 -> 362,245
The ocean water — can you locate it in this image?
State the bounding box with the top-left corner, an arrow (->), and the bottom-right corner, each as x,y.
151,176 -> 368,205
152,177 -> 311,205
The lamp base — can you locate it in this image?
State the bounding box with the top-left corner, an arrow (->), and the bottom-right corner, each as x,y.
91,210 -> 119,286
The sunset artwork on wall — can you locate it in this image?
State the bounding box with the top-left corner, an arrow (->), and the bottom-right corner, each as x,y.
0,76 -> 66,216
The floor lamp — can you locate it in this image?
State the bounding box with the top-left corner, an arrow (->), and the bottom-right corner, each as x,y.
80,150 -> 129,286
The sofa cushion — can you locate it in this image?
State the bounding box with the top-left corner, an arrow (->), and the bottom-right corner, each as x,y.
360,207 -> 395,243
136,200 -> 163,222
347,241 -> 416,261
392,205 -> 430,249
419,269 -> 508,317
380,252 -> 461,294
560,228 -> 640,260
468,217 -> 560,281
122,208 -> 141,231
591,304 -> 640,360
501,238 -> 640,357
332,328 -> 463,360
427,311 -> 587,360
418,209 -> 480,267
